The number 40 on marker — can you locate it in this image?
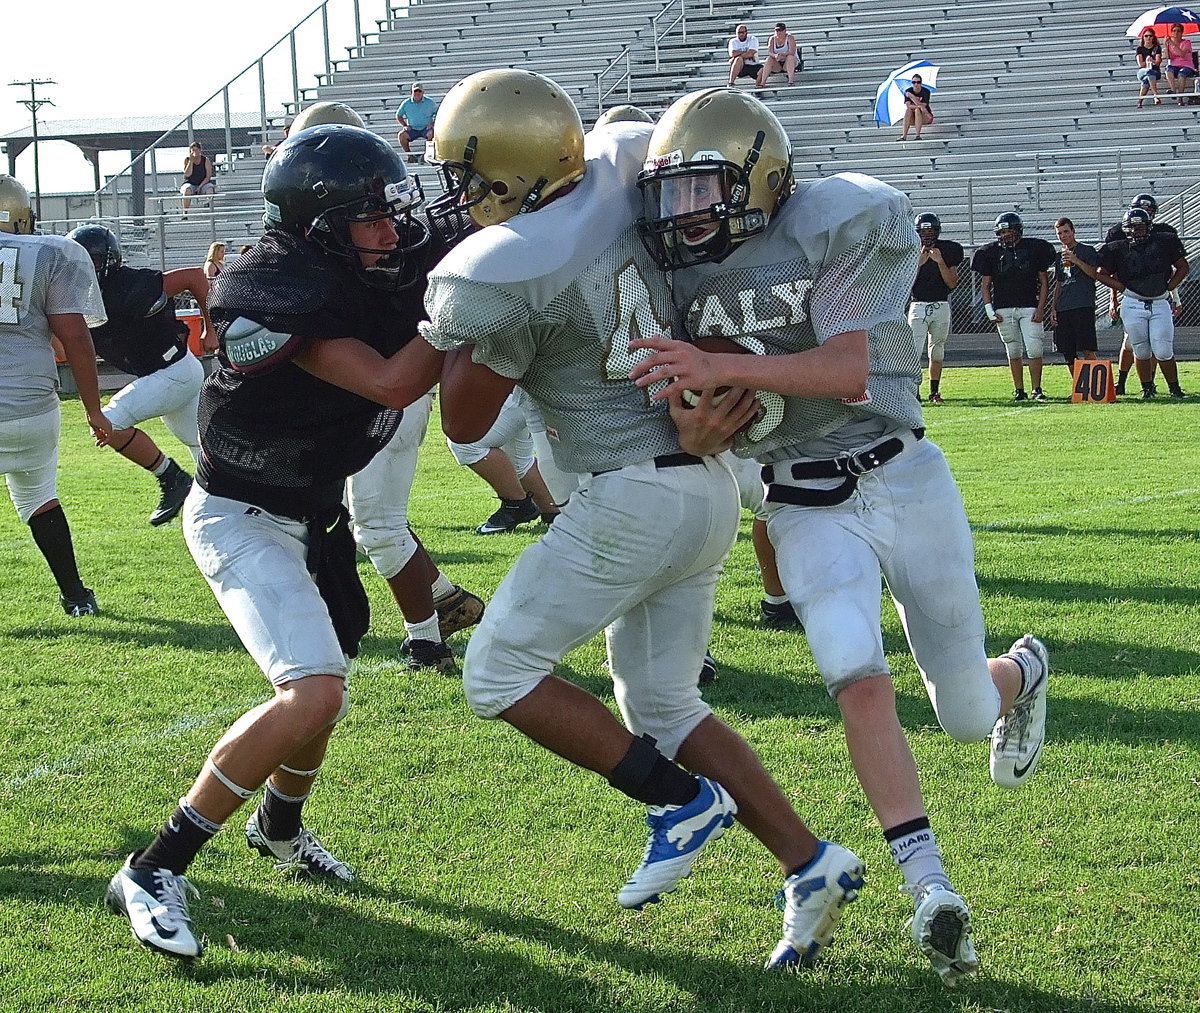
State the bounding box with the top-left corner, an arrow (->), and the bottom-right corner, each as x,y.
1071,360 -> 1117,404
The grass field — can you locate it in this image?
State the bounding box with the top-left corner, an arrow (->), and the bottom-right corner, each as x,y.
1,364 -> 1198,1013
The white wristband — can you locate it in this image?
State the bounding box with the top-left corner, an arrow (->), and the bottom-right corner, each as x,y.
984,302 -> 999,322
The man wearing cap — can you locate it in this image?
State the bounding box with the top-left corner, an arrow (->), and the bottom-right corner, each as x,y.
758,22 -> 801,86
396,83 -> 438,160
727,24 -> 762,86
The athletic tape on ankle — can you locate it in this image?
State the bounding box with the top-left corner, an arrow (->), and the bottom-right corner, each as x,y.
206,759 -> 255,799
278,763 -> 322,778
179,797 -> 224,835
266,780 -> 310,804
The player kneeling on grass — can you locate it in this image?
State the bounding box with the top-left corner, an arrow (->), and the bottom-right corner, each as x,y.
631,88 -> 1051,986
106,124 -> 447,961
423,69 -> 863,968
66,224 -> 212,526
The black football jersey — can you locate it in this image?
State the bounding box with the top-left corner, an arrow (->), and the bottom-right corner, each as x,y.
200,231 -> 427,519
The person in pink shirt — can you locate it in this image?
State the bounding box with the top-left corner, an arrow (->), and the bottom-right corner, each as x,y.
1164,24 -> 1197,105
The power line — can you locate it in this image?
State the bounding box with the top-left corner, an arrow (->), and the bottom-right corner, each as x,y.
9,79 -> 56,223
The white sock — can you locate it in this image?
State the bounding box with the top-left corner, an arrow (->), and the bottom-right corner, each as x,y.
886,820 -> 952,893
404,613 -> 441,643
765,592 -> 790,605
151,456 -> 173,478
430,573 -> 455,602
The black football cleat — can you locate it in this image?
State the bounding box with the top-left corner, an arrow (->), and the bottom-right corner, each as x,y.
150,461 -> 192,526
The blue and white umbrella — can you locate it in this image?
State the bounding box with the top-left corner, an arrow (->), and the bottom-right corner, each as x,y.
874,60 -> 941,125
1126,6 -> 1200,39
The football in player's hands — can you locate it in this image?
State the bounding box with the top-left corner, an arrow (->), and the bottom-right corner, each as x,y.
680,336 -> 751,407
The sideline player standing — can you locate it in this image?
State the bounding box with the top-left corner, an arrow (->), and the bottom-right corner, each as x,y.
1051,217 -> 1100,376
0,174 -> 110,616
423,69 -> 863,967
1089,207 -> 1189,399
105,125 -> 446,960
631,88 -> 1050,985
972,213 -> 1056,401
908,212 -> 962,404
1099,194 -> 1182,396
66,224 -> 211,525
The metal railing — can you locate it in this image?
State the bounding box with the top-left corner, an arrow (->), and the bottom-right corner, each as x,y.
596,48 -> 635,115
92,0 -> 389,220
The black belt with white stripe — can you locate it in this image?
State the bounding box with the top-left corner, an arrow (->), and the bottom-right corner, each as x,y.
591,452 -> 703,477
763,428 -> 925,507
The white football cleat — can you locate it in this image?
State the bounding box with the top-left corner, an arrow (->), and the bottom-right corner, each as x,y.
903,883 -> 979,986
991,635 -> 1049,788
246,808 -> 355,881
105,852 -> 203,960
618,776 -> 737,909
765,841 -> 864,968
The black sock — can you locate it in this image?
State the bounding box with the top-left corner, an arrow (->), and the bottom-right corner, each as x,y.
608,734 -> 700,807
27,505 -> 85,599
259,782 -> 306,841
136,805 -> 219,875
1118,369 -> 1130,384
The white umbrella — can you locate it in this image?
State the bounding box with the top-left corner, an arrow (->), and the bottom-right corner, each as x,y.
874,60 -> 941,125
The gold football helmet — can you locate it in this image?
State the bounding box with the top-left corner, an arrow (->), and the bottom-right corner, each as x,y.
0,174 -> 34,235
596,105 -> 654,126
637,88 -> 793,269
427,69 -> 585,243
290,101 -> 366,133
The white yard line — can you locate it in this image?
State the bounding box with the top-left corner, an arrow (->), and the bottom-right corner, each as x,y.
2,702 -> 252,793
973,488 -> 1200,531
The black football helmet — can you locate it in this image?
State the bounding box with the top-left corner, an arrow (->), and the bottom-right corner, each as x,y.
262,123 -> 429,291
915,212 -> 941,246
1122,207 -> 1152,246
994,212 -> 1023,247
1130,193 -> 1158,218
65,223 -> 123,280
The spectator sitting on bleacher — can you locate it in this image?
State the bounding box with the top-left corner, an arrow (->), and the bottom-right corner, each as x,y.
898,75 -> 933,141
727,24 -> 762,86
1164,24 -> 1196,105
179,142 -> 215,213
757,22 -> 800,87
397,82 -> 438,161
1135,28 -> 1164,107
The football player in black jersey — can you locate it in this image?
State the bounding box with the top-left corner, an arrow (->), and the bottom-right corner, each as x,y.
908,212 -> 963,404
106,124 -> 446,961
66,224 -> 211,526
1091,208 -> 1189,399
1099,195 -> 1180,394
971,213 -> 1057,401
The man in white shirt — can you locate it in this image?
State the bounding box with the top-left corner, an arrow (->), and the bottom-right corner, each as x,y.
728,24 -> 761,86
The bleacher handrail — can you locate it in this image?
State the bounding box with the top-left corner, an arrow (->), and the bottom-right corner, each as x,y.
91,0 -> 384,218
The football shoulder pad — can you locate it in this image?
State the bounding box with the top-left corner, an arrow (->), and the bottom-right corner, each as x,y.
222,315 -> 303,374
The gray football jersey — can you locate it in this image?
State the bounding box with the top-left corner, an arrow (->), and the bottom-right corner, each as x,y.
422,124 -> 682,474
0,233 -> 106,423
671,172 -> 923,462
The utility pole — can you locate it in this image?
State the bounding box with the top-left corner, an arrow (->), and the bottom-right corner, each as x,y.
9,79 -> 55,224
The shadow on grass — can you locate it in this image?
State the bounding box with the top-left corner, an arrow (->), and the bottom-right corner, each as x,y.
0,847 -> 1155,1013
1,613 -> 244,653
979,573 -> 1200,610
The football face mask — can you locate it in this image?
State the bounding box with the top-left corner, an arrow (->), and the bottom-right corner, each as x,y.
637,160 -> 764,270
425,150 -> 493,247
315,178 -> 430,291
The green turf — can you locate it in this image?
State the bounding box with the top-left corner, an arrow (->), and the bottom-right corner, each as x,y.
1,365 -> 1197,1012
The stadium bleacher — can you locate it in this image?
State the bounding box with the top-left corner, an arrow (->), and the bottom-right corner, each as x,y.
50,0 -> 1199,341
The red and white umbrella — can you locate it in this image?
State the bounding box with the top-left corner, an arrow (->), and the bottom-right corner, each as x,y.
1126,6 -> 1200,39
